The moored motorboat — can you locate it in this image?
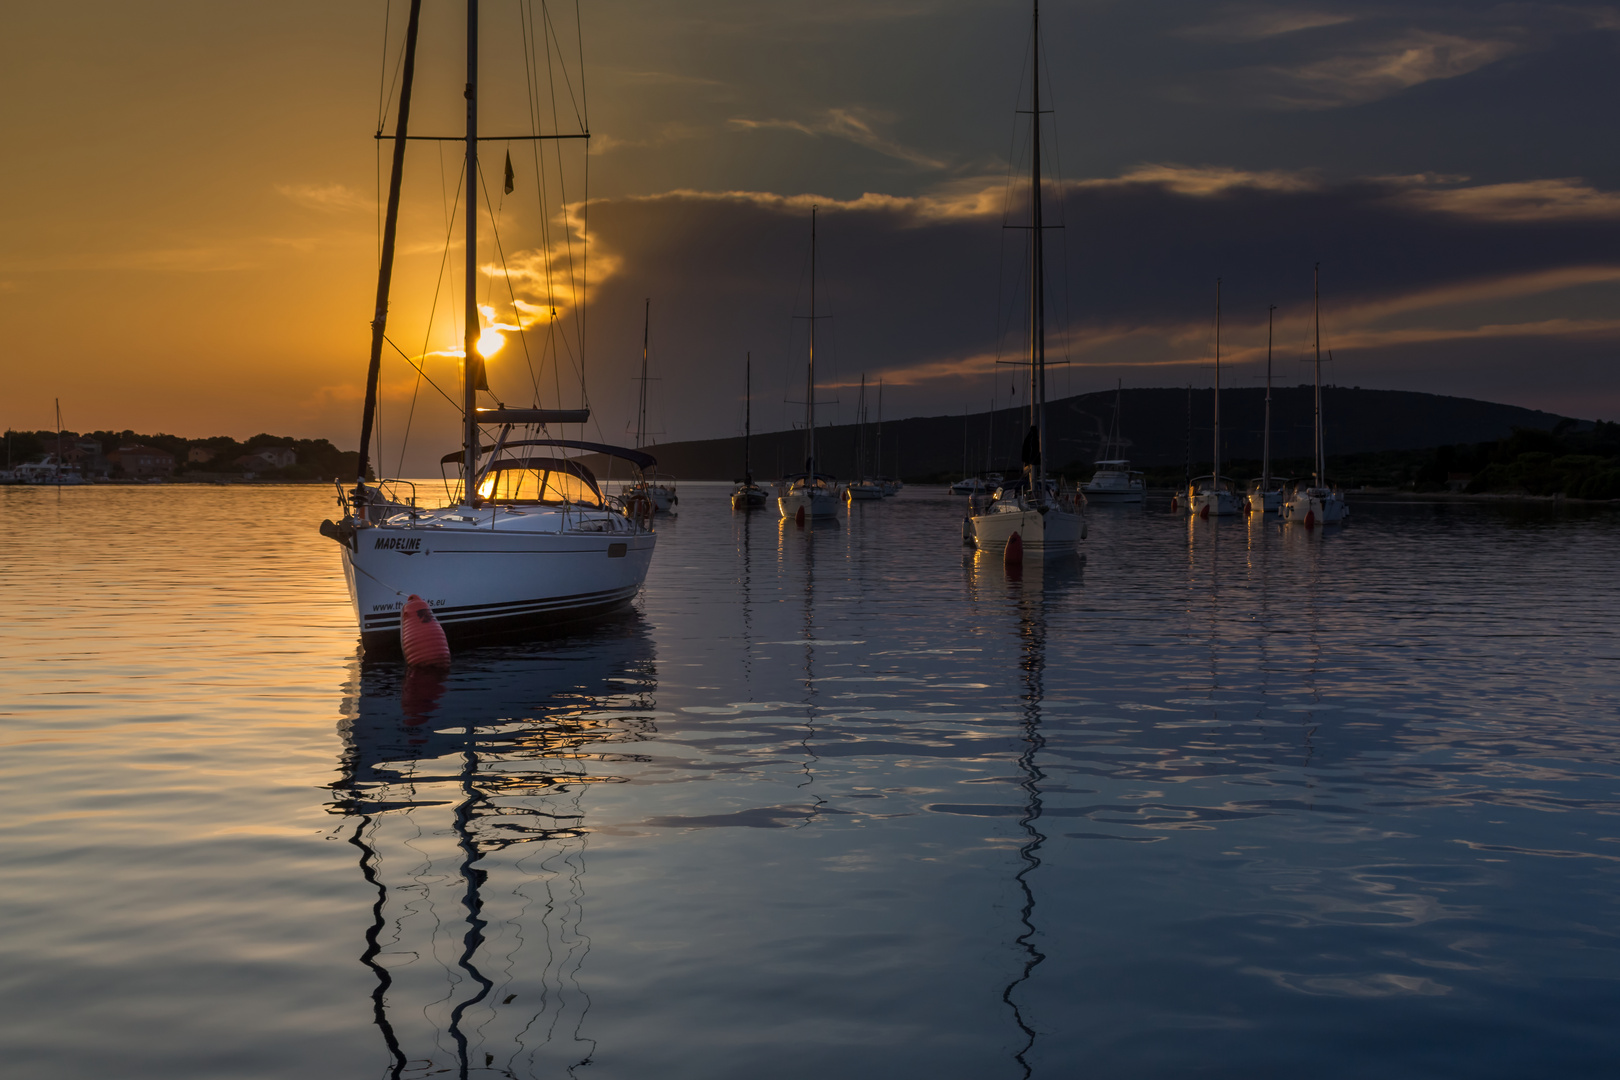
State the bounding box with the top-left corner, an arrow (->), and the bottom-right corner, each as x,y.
1083,460 -> 1144,503
1083,383 -> 1144,503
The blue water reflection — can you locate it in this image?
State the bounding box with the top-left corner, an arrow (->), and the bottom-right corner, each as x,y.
2,483 -> 1619,1079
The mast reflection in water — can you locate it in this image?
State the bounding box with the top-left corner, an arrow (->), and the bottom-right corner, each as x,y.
967,550 -> 1080,1076
331,620 -> 657,1078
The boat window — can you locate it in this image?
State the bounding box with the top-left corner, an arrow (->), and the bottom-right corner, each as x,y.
477,465 -> 603,507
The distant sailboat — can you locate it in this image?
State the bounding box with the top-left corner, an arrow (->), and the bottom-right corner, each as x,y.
731,353 -> 768,510
1283,265 -> 1349,527
964,0 -> 1085,560
847,375 -> 884,502
1187,279 -> 1240,518
1082,381 -> 1144,503
622,299 -> 679,514
778,207 -> 842,521
1248,304 -> 1285,512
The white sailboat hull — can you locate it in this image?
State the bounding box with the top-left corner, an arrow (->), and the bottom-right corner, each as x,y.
1248,487 -> 1284,513
779,488 -> 841,519
1189,491 -> 1241,517
847,483 -> 885,502
342,514 -> 654,649
1282,489 -> 1348,527
967,505 -> 1082,559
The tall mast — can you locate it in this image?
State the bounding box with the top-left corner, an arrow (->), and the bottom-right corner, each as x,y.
743,352 -> 752,483
55,399 -> 62,482
356,0 -> 423,488
1213,278 -> 1222,490
1313,263 -> 1323,486
856,374 -> 867,479
875,377 -> 883,477
806,206 -> 818,475
1263,304 -> 1275,491
1029,0 -> 1047,494
636,299 -> 650,449
461,0 -> 480,500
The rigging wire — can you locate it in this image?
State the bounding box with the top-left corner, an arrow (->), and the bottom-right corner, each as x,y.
394,151 -> 465,478
477,158 -> 546,407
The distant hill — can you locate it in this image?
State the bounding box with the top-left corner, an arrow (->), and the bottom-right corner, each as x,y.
583,387 -> 1581,481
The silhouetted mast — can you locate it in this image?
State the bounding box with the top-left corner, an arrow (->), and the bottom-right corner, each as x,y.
356,0 -> 423,488
1263,304 -> 1275,493
1029,0 -> 1047,493
460,0 -> 481,495
1313,263 -> 1324,485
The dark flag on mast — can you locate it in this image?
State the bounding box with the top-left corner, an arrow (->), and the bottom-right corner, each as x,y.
503,150 -> 515,195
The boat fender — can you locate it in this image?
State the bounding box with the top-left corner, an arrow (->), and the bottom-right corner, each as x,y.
795,504 -> 806,526
1199,503 -> 1209,520
400,595 -> 451,668
1169,495 -> 1177,513
962,516 -> 974,545
319,518 -> 357,551
1080,519 -> 1088,541
1304,509 -> 1315,529
1004,531 -> 1023,564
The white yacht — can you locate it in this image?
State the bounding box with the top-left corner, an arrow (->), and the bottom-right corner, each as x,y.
779,207 -> 842,522
1188,279 -> 1240,517
1084,460 -> 1145,502
320,0 -> 656,649
1084,384 -> 1144,502
965,2 -> 1085,561
1283,265 -> 1349,527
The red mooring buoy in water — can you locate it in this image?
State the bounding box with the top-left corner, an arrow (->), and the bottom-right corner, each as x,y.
400,594 -> 451,668
1304,509 -> 1316,529
795,504 -> 806,526
1004,531 -> 1023,564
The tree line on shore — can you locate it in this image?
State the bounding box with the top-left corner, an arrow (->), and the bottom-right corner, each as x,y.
3,428 -> 360,482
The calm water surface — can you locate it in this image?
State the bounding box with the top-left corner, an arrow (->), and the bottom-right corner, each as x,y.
2,483 -> 1618,1079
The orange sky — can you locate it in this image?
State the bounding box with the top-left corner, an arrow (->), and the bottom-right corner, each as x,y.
4,1 -> 1617,472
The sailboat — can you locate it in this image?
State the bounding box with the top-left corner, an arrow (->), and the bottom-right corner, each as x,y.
319,0 -> 657,650
1082,381 -> 1144,503
621,299 -> 678,514
778,207 -> 842,521
873,378 -> 900,495
965,0 -> 1085,561
1283,264 -> 1349,527
1248,304 -> 1285,512
847,375 -> 884,502
1188,279 -> 1240,517
731,352 -> 768,510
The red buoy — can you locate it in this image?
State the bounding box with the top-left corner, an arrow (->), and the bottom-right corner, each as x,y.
795,504 -> 806,526
1199,503 -> 1210,520
1004,530 -> 1023,564
400,594 -> 450,668
1304,509 -> 1316,529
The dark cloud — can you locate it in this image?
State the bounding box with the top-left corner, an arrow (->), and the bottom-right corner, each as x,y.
491,167 -> 1620,448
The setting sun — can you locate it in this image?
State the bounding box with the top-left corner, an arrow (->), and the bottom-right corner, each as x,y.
476,327 -> 504,358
